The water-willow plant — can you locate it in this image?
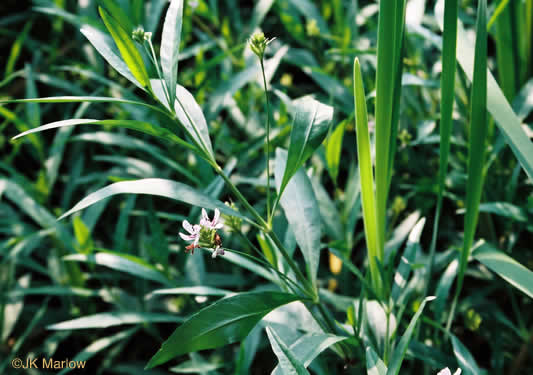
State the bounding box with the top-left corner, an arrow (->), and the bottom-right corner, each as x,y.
2,0 -> 347,369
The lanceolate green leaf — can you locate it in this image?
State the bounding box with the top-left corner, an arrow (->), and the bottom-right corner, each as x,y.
161,0 -> 184,105
80,25 -> 145,90
63,251 -> 173,285
98,7 -> 151,89
278,96 -> 333,197
451,335 -> 482,375
48,312 -> 182,330
275,149 -> 321,289
448,0 -> 487,329
435,0 -> 533,181
472,242 -> 533,299
353,57 -> 381,295
174,84 -> 215,159
58,178 -> 247,222
386,296 -> 435,375
145,291 -> 300,368
271,332 -> 347,375
11,118 -> 194,151
0,96 -> 170,117
266,326 -> 310,375
98,0 -> 135,33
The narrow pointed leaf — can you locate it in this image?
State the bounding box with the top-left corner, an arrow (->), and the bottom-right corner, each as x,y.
80,25 -> 144,90
11,118 -> 194,151
353,57 -> 381,294
451,335 -> 481,375
266,326 -> 310,375
146,291 -> 300,368
161,0 -> 184,104
435,0 -> 533,181
386,296 -> 435,375
58,178 -> 247,222
278,96 -> 333,196
99,7 -> 150,89
63,251 -> 173,285
48,312 -> 182,330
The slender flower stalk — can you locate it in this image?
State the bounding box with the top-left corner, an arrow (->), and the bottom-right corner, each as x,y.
249,32 -> 276,224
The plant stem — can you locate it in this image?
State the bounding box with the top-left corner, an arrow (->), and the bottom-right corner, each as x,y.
266,230 -> 317,300
144,40 -> 172,108
258,58 -> 272,223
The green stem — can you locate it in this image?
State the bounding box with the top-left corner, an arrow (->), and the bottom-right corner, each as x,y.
145,39 -> 172,109
259,58 -> 272,223
266,230 -> 317,300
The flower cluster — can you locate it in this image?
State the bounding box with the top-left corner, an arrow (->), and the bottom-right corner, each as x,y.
179,208 -> 225,258
249,32 -> 275,59
132,26 -> 152,43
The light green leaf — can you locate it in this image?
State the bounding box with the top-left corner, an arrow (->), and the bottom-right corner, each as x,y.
272,332 -> 347,375
99,7 -> 150,89
63,252 -> 172,285
472,242 -> 533,299
11,118 -> 194,151
80,25 -> 144,90
175,84 -> 214,159
48,312 -> 182,330
161,0 -> 184,105
266,326 -> 310,375
148,286 -> 234,298
325,120 -> 346,184
278,96 -> 333,197
58,178 -> 246,222
146,291 -> 300,368
275,148 -> 321,289
99,0 -> 135,32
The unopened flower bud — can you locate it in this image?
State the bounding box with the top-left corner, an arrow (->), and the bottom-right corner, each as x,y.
249,32 -> 275,59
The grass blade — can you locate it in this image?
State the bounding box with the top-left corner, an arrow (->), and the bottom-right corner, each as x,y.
353,58 -> 381,295
447,0 -> 488,330
426,0 -> 458,294
266,326 -> 311,375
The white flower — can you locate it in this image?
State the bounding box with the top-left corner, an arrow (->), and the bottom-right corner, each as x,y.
179,220 -> 201,247
200,208 -> 223,230
437,368 -> 462,375
211,245 -> 225,258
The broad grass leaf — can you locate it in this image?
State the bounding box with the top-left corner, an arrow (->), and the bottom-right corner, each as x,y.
145,291 -> 300,368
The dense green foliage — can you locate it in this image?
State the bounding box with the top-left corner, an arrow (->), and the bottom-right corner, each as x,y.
1,0 -> 533,374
